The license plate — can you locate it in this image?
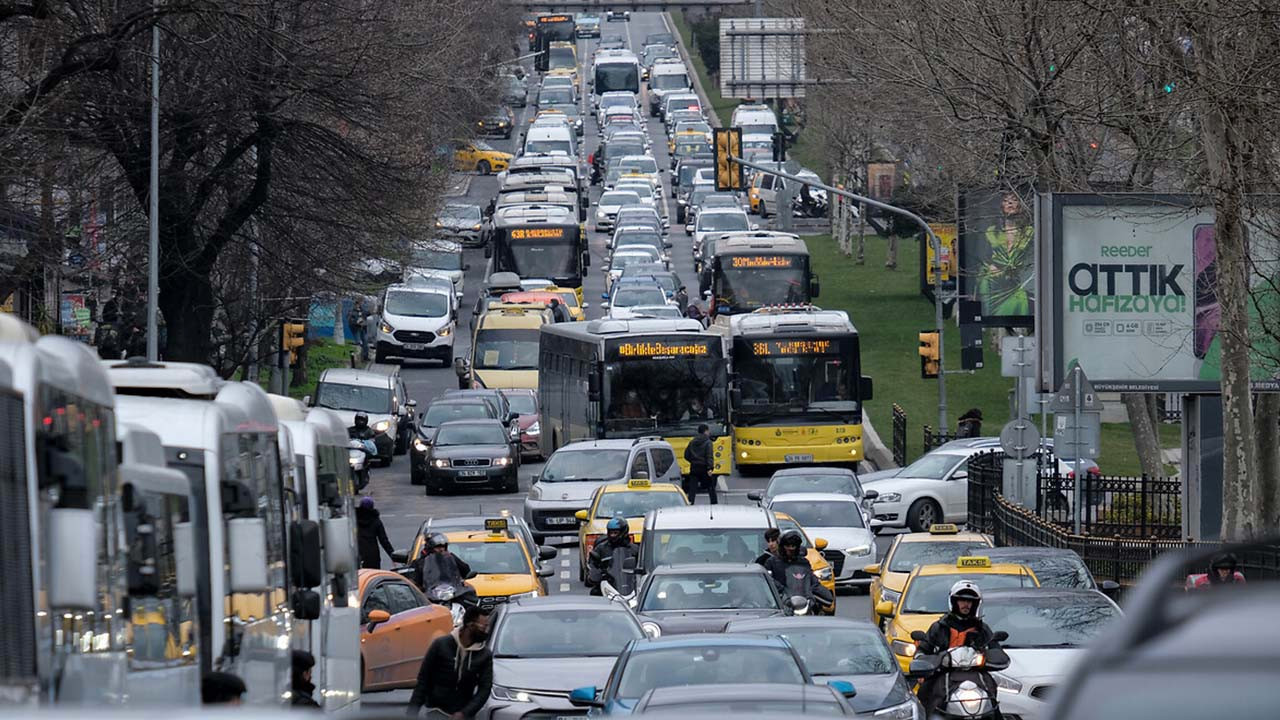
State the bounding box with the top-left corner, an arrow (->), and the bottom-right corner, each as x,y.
546,516 -> 577,526
785,454 -> 814,463
403,343 -> 425,351
459,469 -> 487,477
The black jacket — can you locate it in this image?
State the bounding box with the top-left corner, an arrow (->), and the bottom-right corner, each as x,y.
763,554 -> 833,605
407,631 -> 494,717
355,506 -> 395,570
291,679 -> 321,709
417,551 -> 473,593
917,612 -> 996,656
588,536 -> 637,570
684,434 -> 713,472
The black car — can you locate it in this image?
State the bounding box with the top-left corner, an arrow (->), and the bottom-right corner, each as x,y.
478,106 -> 515,138
409,398 -> 497,485
726,616 -> 918,718
634,563 -> 790,635
418,419 -> 518,494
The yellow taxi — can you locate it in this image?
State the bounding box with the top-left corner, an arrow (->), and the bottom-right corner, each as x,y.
575,478 -> 688,582
453,140 -> 512,175
668,129 -> 712,155
445,519 -> 552,606
773,512 -> 837,615
864,523 -> 993,629
878,555 -> 1039,672
543,285 -> 586,321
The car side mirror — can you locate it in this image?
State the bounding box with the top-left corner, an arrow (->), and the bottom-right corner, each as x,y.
537,564 -> 555,578
366,609 -> 391,633
950,471 -> 968,481
860,376 -> 874,402
746,490 -> 762,504
863,489 -> 879,502
910,630 -> 927,642
814,537 -> 828,551
863,563 -> 882,576
575,509 -> 589,522
1099,579 -> 1121,596
569,686 -> 602,708
827,680 -> 857,699
870,518 -> 886,533
992,631 -> 1009,643
875,600 -> 896,618
750,223 -> 760,230
391,549 -> 409,564
302,394 -> 313,407
538,545 -> 557,561
465,569 -> 478,580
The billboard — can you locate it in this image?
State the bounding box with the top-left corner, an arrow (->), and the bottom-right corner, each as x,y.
958,189 -> 1036,327
919,222 -> 958,305
719,18 -> 807,99
1038,193 -> 1280,392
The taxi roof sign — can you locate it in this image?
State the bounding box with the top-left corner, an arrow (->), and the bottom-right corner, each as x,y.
929,523 -> 960,534
957,556 -> 992,569
485,518 -> 509,533
627,478 -> 651,489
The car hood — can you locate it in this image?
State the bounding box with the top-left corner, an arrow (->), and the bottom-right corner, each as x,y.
863,476 -> 942,495
813,671 -> 912,713
805,526 -> 876,551
409,267 -> 463,282
1003,647 -> 1086,683
859,468 -> 903,483
517,413 -> 538,431
321,409 -> 394,429
639,608 -> 784,634
493,656 -> 617,694
535,480 -> 609,502
439,219 -> 480,230
431,443 -> 511,459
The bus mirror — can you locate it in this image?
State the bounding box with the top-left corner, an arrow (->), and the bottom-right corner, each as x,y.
49,508 -> 97,609
588,370 -> 601,401
810,276 -> 821,298
317,471 -> 341,508
175,521 -> 197,596
122,486 -> 161,597
323,516 -> 357,575
582,251 -> 591,268
290,519 -> 324,589
860,376 -> 874,402
227,517 -> 270,593
292,589 -> 321,620
484,245 -> 492,259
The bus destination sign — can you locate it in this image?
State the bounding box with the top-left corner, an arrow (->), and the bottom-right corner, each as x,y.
607,338 -> 716,361
538,15 -> 572,23
730,255 -> 797,269
750,339 -> 838,356
511,227 -> 567,240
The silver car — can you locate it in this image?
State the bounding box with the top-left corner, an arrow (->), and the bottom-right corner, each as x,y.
763,492 -> 877,589
482,596 -> 648,719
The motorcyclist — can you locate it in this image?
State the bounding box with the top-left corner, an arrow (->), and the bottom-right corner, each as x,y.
915,581 -> 1000,715
587,516 -> 638,595
763,530 -> 833,608
349,412 -> 376,442
1186,552 -> 1247,589
416,533 -> 473,593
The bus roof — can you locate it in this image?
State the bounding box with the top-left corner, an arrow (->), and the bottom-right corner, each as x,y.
493,204 -> 577,225
711,232 -> 809,256
478,307 -> 552,329
730,307 -> 858,338
541,317 -> 706,344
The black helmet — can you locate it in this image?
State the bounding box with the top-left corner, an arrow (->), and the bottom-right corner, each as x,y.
425,532 -> 449,552
354,412 -> 369,429
1211,552 -> 1238,571
779,530 -> 804,558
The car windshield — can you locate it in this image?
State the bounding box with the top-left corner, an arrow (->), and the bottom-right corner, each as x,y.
887,541 -> 988,573
986,553 -> 1096,589
609,143 -> 647,159
525,140 -> 572,155
411,246 -> 462,271
612,253 -> 657,270
541,449 -> 631,482
768,500 -> 865,529
777,627 -> 897,675
620,157 -> 659,174
648,529 -> 766,566
433,423 -> 507,446
642,572 -> 779,611
601,191 -> 642,207
441,204 -> 481,221
600,94 -> 635,109
384,290 -> 448,318
613,287 -> 667,307
648,699 -> 843,715
596,490 -> 685,518
901,573 -> 1035,614
770,474 -> 859,498
698,213 -> 750,232
651,73 -> 690,90
617,646 -> 804,698
422,403 -> 492,427
740,123 -> 776,136
314,382 -> 390,414
473,328 -> 540,370
494,610 -> 643,658
503,393 -> 538,415
615,211 -> 659,228
981,595 -> 1121,649
448,541 -> 528,575
539,88 -> 575,105
702,195 -> 740,208
898,452 -> 966,480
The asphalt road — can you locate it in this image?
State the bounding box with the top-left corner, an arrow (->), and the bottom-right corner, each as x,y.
360,12 -> 895,710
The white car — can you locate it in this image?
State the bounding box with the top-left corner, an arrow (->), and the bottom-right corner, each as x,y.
863,440 -> 995,532
607,284 -> 672,319
692,207 -> 753,249
763,492 -> 877,589
594,190 -> 643,231
982,588 -> 1122,720
605,248 -> 662,290
610,304 -> 682,320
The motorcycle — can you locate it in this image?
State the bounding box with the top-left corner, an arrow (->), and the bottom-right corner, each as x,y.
780,558 -> 833,616
348,438 -> 375,490
597,546 -> 639,607
907,630 -> 1010,720
792,188 -> 829,218
419,552 -> 479,628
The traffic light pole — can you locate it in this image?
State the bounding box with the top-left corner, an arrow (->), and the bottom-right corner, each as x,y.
729,154 -> 949,432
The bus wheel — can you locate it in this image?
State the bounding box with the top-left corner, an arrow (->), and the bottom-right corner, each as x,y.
477,160 -> 491,175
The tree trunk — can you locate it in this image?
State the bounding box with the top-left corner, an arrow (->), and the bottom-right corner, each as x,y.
158,227 -> 218,363
1255,393 -> 1280,527
1122,393 -> 1163,477
291,340 -> 310,388
885,234 -> 898,269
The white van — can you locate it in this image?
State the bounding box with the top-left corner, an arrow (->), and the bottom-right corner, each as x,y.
522,123 -> 577,158
375,279 -> 458,365
731,102 -> 779,136
647,60 -> 691,117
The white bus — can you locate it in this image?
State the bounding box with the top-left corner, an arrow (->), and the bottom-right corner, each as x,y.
593,50 -> 641,96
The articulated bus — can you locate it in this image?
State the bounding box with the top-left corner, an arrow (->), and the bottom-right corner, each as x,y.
706,232 -> 820,318
539,318 -> 732,475
488,204 -> 588,304
727,307 -> 875,468
533,14 -> 576,71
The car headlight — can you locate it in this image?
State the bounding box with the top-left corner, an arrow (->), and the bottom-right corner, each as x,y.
373,419 -> 391,433
873,699 -> 922,720
412,438 -> 428,453
379,321 -> 394,334
492,457 -> 512,467
880,588 -> 901,606
595,209 -> 607,219
847,544 -> 873,556
491,684 -> 534,703
511,590 -> 539,600
875,492 -> 901,504
816,566 -> 833,581
890,639 -> 917,657
991,672 -> 1023,694
431,458 -> 450,469
471,224 -> 482,230
437,325 -> 452,337
527,421 -> 540,436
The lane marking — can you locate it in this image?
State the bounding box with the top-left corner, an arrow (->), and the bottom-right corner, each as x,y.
561,558 -> 570,567
560,570 -> 570,579
559,583 -> 571,593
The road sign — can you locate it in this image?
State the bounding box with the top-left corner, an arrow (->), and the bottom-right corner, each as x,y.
1053,412 -> 1101,459
719,18 -> 808,99
1000,418 -> 1040,459
1000,335 -> 1036,378
1049,366 -> 1102,413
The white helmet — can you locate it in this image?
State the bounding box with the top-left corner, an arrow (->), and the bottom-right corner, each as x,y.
949,580 -> 983,617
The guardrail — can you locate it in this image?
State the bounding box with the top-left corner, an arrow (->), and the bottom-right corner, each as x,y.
891,403 -> 907,467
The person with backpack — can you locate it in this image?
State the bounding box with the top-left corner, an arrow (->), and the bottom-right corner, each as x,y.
347,298 -> 368,362
683,423 -> 716,505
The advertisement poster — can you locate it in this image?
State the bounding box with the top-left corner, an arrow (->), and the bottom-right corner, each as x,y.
1048,195 -> 1280,391
60,292 -> 93,341
958,190 -> 1036,327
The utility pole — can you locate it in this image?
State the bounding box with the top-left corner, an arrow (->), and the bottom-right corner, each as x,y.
146,1 -> 160,361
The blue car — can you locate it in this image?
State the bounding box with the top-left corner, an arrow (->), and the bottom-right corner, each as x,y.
568,634 -> 830,715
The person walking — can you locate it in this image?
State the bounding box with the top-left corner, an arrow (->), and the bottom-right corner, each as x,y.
956,408 -> 983,438
548,298 -> 570,323
674,286 -> 689,313
347,298 -> 369,362
406,606 -> 494,718
291,650 -> 322,709
683,423 -> 716,505
356,497 -> 396,570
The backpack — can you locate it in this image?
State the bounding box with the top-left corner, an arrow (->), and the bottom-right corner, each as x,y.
347,305 -> 364,328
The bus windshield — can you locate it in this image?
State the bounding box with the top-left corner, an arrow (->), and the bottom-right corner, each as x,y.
538,18 -> 575,41
496,228 -> 581,282
474,328 -> 541,370
715,255 -> 809,311
604,356 -> 726,435
734,339 -> 859,423
595,63 -> 639,94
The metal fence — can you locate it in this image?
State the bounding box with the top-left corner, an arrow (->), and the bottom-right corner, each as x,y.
922,425 -> 956,454
891,404 -> 907,467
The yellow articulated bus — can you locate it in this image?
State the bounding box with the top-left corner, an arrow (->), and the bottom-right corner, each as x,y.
539,318 -> 732,475
728,306 -> 874,468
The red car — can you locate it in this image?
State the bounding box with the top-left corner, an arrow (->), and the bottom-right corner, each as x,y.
501,388 -> 543,460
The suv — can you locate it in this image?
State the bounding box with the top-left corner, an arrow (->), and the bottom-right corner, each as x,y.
308,367 -> 414,463
375,280 -> 457,366
524,437 -> 682,542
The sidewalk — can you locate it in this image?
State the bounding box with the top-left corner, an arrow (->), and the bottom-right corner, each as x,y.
443,173 -> 472,198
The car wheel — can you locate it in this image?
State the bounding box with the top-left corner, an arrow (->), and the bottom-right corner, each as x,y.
394,431 -> 406,456
374,348 -> 386,364
410,468 -> 423,486
760,201 -> 770,219
907,498 -> 942,532
477,160 -> 491,174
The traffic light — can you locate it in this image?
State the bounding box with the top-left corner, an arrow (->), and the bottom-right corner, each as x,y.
713,128 -> 743,191
771,131 -> 787,162
918,330 -> 940,379
281,321 -> 306,368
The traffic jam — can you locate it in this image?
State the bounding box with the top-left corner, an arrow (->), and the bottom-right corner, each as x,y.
0,8 -> 1261,720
